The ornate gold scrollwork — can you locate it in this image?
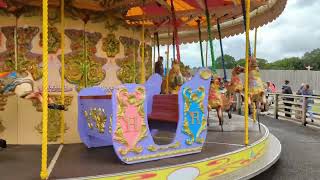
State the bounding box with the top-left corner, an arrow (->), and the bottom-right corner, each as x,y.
182,87 -> 207,145
113,87 -> 148,156
102,33 -> 120,57
147,141 -> 181,152
124,146 -> 202,162
200,69 -> 212,80
108,114 -> 112,134
83,107 -> 107,134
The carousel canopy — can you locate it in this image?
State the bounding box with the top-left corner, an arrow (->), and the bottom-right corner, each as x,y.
0,0 -> 287,44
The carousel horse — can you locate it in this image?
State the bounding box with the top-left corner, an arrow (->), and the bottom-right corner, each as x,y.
208,75 -> 224,130
0,71 -> 66,110
248,57 -> 267,128
0,72 -> 66,148
161,60 -> 185,94
224,66 -> 245,113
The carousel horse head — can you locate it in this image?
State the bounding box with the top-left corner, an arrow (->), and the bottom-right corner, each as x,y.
0,71 -> 34,98
232,65 -> 245,75
168,60 -> 185,93
249,57 -> 260,71
171,59 -> 181,74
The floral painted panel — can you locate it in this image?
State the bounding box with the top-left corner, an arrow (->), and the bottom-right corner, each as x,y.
0,26 -> 42,80
62,29 -> 107,91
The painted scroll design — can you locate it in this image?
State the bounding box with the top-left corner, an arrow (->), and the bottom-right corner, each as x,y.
62,29 -> 107,91
39,26 -> 61,54
83,107 -> 107,134
102,33 -> 119,57
115,36 -> 140,83
116,37 -> 152,83
113,86 -> 147,156
182,86 -> 207,145
0,26 -> 42,80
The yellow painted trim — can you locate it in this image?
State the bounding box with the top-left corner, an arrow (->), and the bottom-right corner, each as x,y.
88,133 -> 269,180
40,0 -> 49,179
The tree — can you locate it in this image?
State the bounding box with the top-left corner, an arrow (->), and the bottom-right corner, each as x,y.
268,57 -> 302,70
236,58 -> 246,67
235,58 -> 269,69
256,58 -> 269,69
216,54 -> 236,69
207,48 -> 320,71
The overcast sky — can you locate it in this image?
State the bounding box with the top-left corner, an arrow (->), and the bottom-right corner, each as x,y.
158,0 -> 320,67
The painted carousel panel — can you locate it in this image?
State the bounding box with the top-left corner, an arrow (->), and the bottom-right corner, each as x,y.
111,69 -> 210,164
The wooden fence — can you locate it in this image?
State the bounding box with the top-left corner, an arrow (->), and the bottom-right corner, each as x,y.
266,93 -> 320,127
212,69 -> 320,94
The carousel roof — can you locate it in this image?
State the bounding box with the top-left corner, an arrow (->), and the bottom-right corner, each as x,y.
0,0 -> 287,44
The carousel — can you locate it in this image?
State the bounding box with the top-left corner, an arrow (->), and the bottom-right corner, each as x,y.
0,0 -> 285,179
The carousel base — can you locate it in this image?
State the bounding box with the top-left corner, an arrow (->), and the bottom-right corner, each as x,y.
0,114 -> 281,180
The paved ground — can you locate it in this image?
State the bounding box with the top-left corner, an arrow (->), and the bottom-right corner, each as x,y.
252,115 -> 320,180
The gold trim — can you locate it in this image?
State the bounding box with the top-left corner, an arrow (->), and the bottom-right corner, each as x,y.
113,86 -> 148,156
124,146 -> 202,162
182,87 -> 207,145
108,114 -> 112,134
199,69 -> 212,80
83,107 -> 107,133
147,141 -> 181,152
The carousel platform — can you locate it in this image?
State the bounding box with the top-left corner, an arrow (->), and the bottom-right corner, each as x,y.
0,114 -> 281,180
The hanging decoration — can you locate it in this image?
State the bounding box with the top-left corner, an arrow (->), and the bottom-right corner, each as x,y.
102,33 -> 120,57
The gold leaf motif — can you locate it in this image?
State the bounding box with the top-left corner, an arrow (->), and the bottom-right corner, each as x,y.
102,33 -> 120,57
200,69 -> 212,80
84,107 -> 107,133
147,141 -> 181,152
113,86 -> 148,156
125,146 -> 202,162
108,114 -> 112,134
182,87 -> 207,145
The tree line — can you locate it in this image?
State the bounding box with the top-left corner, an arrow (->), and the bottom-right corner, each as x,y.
211,48 -> 320,71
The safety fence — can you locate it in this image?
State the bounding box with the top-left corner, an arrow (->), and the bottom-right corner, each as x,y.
266,93 -> 320,127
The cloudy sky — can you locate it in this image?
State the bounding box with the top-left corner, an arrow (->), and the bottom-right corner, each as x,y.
158,0 -> 320,67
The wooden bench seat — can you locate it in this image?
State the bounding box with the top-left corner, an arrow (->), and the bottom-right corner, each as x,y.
148,94 -> 179,123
